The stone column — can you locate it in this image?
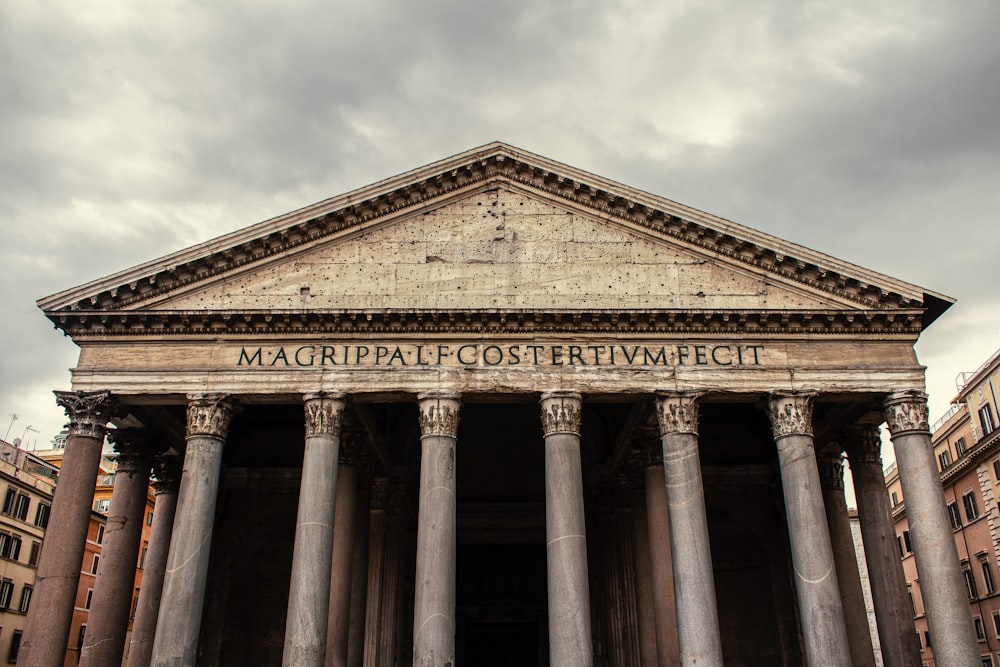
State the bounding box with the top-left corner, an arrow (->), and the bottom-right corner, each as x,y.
282,393 -> 347,667
767,392 -> 851,667
127,456 -> 182,667
150,393 -> 233,667
327,433 -> 360,667
842,425 -> 922,667
629,477 -> 659,667
540,391 -> 594,667
412,392 -> 460,667
884,391 -> 978,665
80,429 -> 157,667
346,481 -> 370,667
655,391 -> 722,667
641,436 -> 680,667
816,451 -> 877,667
363,478 -> 405,667
19,390 -> 118,667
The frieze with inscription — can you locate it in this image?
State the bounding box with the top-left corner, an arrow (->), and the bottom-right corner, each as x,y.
236,342 -> 766,369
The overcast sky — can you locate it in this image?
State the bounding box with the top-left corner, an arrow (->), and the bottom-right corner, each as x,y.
1,1 -> 998,455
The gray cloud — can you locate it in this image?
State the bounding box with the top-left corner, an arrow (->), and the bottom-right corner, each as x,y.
2,0 -> 997,445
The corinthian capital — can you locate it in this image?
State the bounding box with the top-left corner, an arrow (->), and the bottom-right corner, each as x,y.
107,428 -> 162,473
841,424 -> 883,465
655,392 -> 702,436
303,392 -> 347,437
54,390 -> 119,439
816,453 -> 846,491
767,392 -> 816,438
883,391 -> 929,436
540,391 -> 582,436
186,394 -> 234,439
418,392 -> 461,438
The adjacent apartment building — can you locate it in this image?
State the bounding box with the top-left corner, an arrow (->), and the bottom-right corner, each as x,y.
888,348 -> 1000,666
0,438 -> 58,663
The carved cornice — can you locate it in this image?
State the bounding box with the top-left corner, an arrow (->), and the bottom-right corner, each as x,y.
816,453 -> 846,491
417,393 -> 461,439
841,424 -> 883,466
655,392 -> 702,436
767,392 -> 816,439
43,147 -> 932,322
540,391 -> 582,436
883,391 -> 930,436
186,393 -> 234,439
54,390 -> 119,439
303,392 -> 347,437
49,307 -> 926,338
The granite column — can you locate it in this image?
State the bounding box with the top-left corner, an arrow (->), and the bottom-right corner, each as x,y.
150,393 -> 233,667
641,436 -> 680,667
767,392 -> 851,666
540,390 -> 593,667
19,390 -> 118,667
327,433 -> 360,667
816,451 -> 877,667
412,393 -> 460,667
884,391 -> 978,665
655,391 -> 722,667
842,424 -> 922,667
127,456 -> 181,667
80,429 -> 157,667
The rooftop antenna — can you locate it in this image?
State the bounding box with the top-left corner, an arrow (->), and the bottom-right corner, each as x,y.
19,426 -> 37,447
4,414 -> 18,441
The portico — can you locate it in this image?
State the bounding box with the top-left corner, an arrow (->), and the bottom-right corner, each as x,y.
25,143 -> 976,666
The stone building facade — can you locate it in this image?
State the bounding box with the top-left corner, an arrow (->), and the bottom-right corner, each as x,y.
22,143 -> 980,666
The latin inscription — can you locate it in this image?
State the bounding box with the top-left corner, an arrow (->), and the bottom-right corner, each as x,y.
237,343 -> 765,368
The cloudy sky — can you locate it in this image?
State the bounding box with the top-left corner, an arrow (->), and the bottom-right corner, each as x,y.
1,1 -> 998,454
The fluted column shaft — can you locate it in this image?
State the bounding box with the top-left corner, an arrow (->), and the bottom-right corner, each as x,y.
816,452 -> 877,667
81,430 -> 156,667
767,392 -> 850,667
150,394 -> 233,667
842,425 -> 921,667
655,391 -> 722,667
20,390 -> 118,667
327,438 -> 359,667
283,393 -> 347,666
885,391 -> 978,666
541,391 -> 594,667
412,393 -> 460,667
127,457 -> 181,667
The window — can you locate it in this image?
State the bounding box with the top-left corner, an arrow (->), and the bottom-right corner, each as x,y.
91,554 -> 100,575
965,492 -> 981,521
18,586 -> 31,614
925,630 -> 931,647
1,490 -> 14,515
6,630 -> 20,663
93,499 -> 110,514
0,580 -> 13,609
964,563 -> 980,600
981,404 -> 996,436
33,503 -> 49,529
96,525 -> 105,545
0,534 -> 20,561
956,437 -> 968,457
897,535 -> 906,558
139,545 -> 148,570
949,502 -> 963,529
983,656 -> 994,667
903,530 -> 913,553
981,556 -> 996,594
976,617 -> 987,641
84,588 -> 93,610
891,491 -> 900,506
131,588 -> 140,619
28,542 -> 40,567
993,610 -> 1000,638
939,450 -> 953,470
907,586 -> 917,617
146,510 -> 154,526
77,625 -> 86,653
12,494 -> 29,521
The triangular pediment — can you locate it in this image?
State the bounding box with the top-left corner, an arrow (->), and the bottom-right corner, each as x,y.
39,142 -> 952,336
